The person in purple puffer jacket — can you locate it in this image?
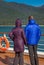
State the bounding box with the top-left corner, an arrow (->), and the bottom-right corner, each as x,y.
9,18 -> 27,65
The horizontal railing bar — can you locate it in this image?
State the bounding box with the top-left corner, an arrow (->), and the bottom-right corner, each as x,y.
24,46 -> 44,50
7,47 -> 44,51
38,44 -> 44,45
0,32 -> 44,36
0,36 -> 44,45
2,44 -> 44,50
40,40 -> 44,41
9,41 -> 13,42
38,48 -> 44,50
0,32 -> 9,34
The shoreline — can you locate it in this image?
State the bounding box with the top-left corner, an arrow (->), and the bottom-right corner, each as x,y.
0,25 -> 44,26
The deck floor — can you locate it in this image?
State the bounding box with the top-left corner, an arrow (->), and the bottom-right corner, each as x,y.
0,51 -> 44,65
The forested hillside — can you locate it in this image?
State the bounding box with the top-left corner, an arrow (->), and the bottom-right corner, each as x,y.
0,0 -> 44,25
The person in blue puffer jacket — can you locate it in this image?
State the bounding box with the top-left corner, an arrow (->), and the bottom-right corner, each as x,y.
25,16 -> 41,65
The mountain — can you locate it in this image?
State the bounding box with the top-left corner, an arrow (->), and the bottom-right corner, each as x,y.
41,5 -> 44,7
0,1 -> 44,25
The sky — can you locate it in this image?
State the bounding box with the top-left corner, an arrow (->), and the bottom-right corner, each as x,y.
4,0 -> 44,6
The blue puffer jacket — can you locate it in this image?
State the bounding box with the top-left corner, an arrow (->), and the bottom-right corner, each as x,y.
25,19 -> 41,45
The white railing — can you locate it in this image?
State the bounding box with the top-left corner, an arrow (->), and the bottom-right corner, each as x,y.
0,33 -> 44,57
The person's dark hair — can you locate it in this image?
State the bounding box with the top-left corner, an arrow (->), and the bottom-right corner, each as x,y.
28,16 -> 33,20
15,18 -> 22,27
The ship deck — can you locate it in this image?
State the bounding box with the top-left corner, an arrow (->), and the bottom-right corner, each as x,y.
0,51 -> 44,65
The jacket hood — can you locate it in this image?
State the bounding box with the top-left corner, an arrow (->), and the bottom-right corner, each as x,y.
28,19 -> 35,24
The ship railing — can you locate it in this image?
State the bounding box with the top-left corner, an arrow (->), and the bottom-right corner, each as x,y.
0,32 -> 44,58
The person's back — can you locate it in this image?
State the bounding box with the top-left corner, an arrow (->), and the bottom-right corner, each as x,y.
12,27 -> 26,52
25,16 -> 41,45
9,18 -> 27,52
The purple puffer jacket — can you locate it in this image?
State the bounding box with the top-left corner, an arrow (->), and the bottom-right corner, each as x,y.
9,27 -> 27,52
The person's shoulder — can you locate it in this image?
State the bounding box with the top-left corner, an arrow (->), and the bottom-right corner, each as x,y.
26,24 -> 30,28
35,24 -> 40,29
35,23 -> 39,27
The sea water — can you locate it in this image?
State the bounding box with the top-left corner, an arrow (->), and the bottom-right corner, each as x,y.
0,25 -> 44,52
